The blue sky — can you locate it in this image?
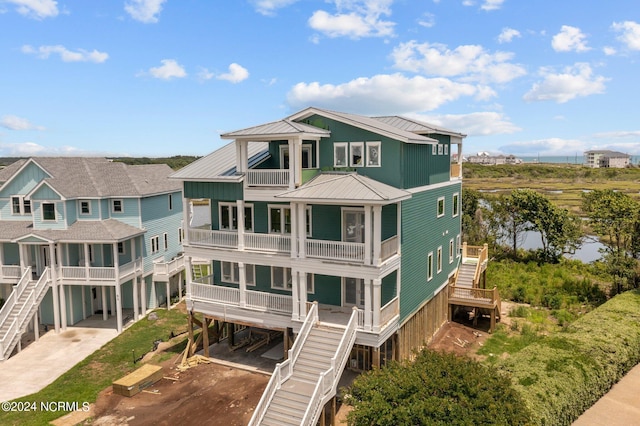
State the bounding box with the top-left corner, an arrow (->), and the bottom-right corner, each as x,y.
1,0 -> 639,158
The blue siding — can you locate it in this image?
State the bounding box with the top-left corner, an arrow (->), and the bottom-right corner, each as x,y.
32,201 -> 67,230
0,161 -> 49,198
108,198 -> 140,228
141,191 -> 183,274
31,185 -> 61,201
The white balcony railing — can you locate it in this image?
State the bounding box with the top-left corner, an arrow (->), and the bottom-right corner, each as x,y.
190,282 -> 293,314
246,290 -> 292,313
0,265 -> 22,279
188,228 -> 237,248
244,233 -> 291,253
380,235 -> 399,262
153,255 -> 186,277
57,259 -> 141,283
246,169 -> 289,186
306,240 -> 365,262
379,296 -> 399,328
191,282 -> 240,304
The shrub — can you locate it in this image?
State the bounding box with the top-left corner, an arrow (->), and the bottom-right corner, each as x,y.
345,350 -> 531,426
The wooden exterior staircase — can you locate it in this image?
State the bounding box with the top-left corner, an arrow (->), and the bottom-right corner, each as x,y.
250,303 -> 358,426
0,267 -> 51,361
448,244 -> 501,332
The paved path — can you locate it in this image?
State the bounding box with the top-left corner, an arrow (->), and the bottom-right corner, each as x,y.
0,319 -> 117,402
573,363 -> 640,425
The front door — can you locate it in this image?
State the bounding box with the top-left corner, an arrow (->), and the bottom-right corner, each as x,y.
344,277 -> 365,308
343,210 -> 365,243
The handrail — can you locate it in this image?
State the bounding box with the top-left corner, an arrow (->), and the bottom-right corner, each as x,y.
300,308 -> 359,425
248,302 -> 319,426
0,267 -> 31,333
0,318 -> 18,360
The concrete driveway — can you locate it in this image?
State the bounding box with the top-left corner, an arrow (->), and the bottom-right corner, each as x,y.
0,317 -> 118,402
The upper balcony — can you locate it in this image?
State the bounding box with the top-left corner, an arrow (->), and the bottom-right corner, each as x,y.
0,265 -> 22,284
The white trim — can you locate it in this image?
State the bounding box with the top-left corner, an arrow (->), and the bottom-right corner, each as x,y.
350,141 -> 364,167
221,261 -> 256,286
112,199 -> 123,214
437,197 -> 445,218
219,202 -> 254,231
437,246 -> 442,273
306,273 -> 315,294
449,239 -> 454,264
41,202 -> 56,221
406,179 -> 461,194
366,141 -> 381,167
280,143 -> 313,169
79,200 -> 92,216
271,265 -> 292,290
117,241 -> 126,255
432,144 -> 437,155
456,234 -> 461,258
341,207 -> 365,242
163,232 -> 169,251
438,144 -> 443,155
444,144 -> 449,155
427,251 -> 433,281
452,192 -> 459,217
151,235 -> 160,254
334,142 -> 348,167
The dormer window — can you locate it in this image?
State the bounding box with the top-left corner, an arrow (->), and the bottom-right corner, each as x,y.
112,199 -> 123,213
350,142 -> 364,167
42,203 -> 56,221
366,141 -> 381,167
334,143 -> 347,167
80,200 -> 91,215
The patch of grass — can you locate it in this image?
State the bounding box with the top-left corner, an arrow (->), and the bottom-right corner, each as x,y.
478,323 -> 543,363
0,306 -> 189,426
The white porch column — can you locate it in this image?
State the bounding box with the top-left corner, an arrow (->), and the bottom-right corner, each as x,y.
166,280 -> 170,310
33,311 -> 39,341
140,275 -> 147,315
51,243 -> 66,331
18,244 -> 25,270
295,137 -> 302,187
372,278 -> 382,332
291,268 -> 300,321
178,271 -> 183,300
298,271 -> 307,319
236,140 -> 246,174
131,239 -> 139,320
236,199 -> 245,250
81,286 -> 87,320
112,243 -> 119,279
101,286 -> 108,321
185,256 -> 193,299
373,205 -> 382,266
109,287 -> 115,318
288,139 -> 295,190
67,286 -> 74,326
364,205 -> 372,265
364,279 -> 372,331
298,204 -> 306,258
238,262 -> 246,308
290,202 -> 298,259
115,281 -> 123,333
83,244 -> 90,276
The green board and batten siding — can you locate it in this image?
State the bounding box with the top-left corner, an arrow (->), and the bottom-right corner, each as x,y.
399,182 -> 461,322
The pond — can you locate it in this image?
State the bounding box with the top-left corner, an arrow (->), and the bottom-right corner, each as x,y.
516,230 -> 605,263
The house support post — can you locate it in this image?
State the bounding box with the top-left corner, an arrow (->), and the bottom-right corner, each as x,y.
237,199 -> 245,250
113,244 -> 122,332
372,279 -> 381,332
81,286 -> 87,320
298,271 -> 307,319
51,243 -> 66,331
364,205 -> 372,265
165,280 -> 170,310
202,314 -> 209,357
109,287 -> 115,318
33,311 -> 39,341
364,279 -> 372,331
132,276 -> 139,321
291,267 -> 300,321
140,275 -> 147,315
238,262 -> 246,308
101,287 -> 107,321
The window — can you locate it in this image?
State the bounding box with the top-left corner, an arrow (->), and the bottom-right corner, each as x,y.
151,236 -> 159,254
271,266 -> 292,290
163,232 -> 168,251
219,203 -> 253,231
88,245 -> 94,263
178,227 -> 183,244
444,144 -> 449,155
438,144 -> 444,155
456,234 -> 461,258
452,193 -> 459,217
269,206 -> 292,234
437,197 -> 445,217
168,194 -> 173,211
432,144 -> 437,155
11,196 -> 30,215
366,141 -> 381,167
42,203 -> 56,221
449,239 -> 454,264
23,199 -> 31,214
221,262 -> 255,286
112,199 -> 123,213
427,252 -> 433,281
117,242 -> 126,255
334,143 -> 347,167
12,197 -> 20,214
350,142 -> 364,167
437,246 -> 442,273
79,200 -> 91,215
281,145 -> 313,169
306,274 -> 314,294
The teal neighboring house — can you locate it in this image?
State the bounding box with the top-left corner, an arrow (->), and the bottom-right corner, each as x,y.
0,157 -> 184,360
172,107 -> 465,366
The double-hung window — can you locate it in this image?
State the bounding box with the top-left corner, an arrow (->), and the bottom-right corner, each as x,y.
334,143 -> 348,167
219,202 -> 253,231
350,142 -> 364,167
221,262 -> 255,286
11,196 -> 31,215
79,200 -> 91,215
366,141 -> 381,166
151,236 -> 160,254
452,193 -> 459,217
437,246 -> 443,273
437,197 -> 445,218
42,203 -> 56,221
427,252 -> 433,281
112,199 -> 123,213
271,266 -> 292,290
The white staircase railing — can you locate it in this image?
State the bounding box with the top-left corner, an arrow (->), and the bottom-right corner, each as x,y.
0,267 -> 31,332
248,302 -> 319,426
300,308 -> 359,426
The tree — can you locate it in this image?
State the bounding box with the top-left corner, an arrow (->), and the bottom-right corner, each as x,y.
491,193 -> 528,256
345,350 -> 530,426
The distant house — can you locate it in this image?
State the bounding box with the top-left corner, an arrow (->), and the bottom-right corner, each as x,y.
584,150 -> 630,168
467,152 -> 521,165
0,157 -> 185,361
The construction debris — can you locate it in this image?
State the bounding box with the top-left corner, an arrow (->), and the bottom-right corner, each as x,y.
112,364 -> 163,397
177,355 -> 212,372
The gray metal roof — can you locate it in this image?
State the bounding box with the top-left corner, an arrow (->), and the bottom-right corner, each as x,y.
1,219 -> 144,243
585,150 -> 629,157
275,172 -> 411,205
221,119 -> 330,140
170,141 -> 269,181
0,158 -> 180,198
373,116 -> 466,138
287,107 -> 439,144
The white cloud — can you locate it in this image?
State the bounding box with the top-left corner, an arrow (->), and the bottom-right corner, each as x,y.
391,41 -> 526,84
499,137 -> 586,156
1,115 -> 45,131
417,12 -> 435,28
217,63 -> 249,83
197,67 -> 215,81
0,142 -> 82,156
251,0 -> 299,16
481,0 -> 504,11
497,27 -> 520,44
21,44 -> 109,63
612,21 -> 640,50
286,73 -> 480,114
523,63 -> 608,103
146,59 -> 187,80
603,46 -> 617,56
4,0 -> 58,19
552,25 -> 590,52
124,0 -> 166,23
308,0 -> 395,39
410,111 -> 521,136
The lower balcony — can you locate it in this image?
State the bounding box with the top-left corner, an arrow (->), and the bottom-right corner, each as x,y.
56,259 -> 143,285
0,265 -> 22,284
153,255 -> 186,282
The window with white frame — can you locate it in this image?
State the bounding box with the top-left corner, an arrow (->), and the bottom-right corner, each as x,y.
221,262 -> 255,286
42,202 -> 56,221
117,242 -> 126,255
350,142 -> 364,167
79,200 -> 91,215
178,227 -> 183,244
334,143 -> 348,167
151,235 -> 160,254
11,196 -> 31,215
168,194 -> 173,211
437,197 -> 445,217
281,144 -> 313,169
219,202 -> 253,231
427,252 -> 433,281
163,232 -> 168,251
306,273 -> 315,294
449,239 -> 454,264
269,205 -> 311,235
112,199 -> 123,213
24,199 -> 31,214
452,193 -> 459,217
432,144 -> 437,155
271,266 -> 292,290
444,144 -> 449,155
437,246 -> 442,273
456,234 -> 461,258
366,141 -> 381,167
438,144 -> 444,155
